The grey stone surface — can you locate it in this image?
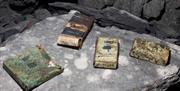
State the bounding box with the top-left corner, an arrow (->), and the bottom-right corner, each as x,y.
8,0 -> 38,7
0,10 -> 180,91
158,0 -> 180,33
8,0 -> 39,14
0,36 -> 2,43
48,3 -> 151,32
143,0 -> 165,19
0,17 -> 32,44
114,0 -> 148,17
48,2 -> 180,45
150,21 -> 180,38
112,0 -> 179,33
0,6 -> 19,17
78,0 -> 115,9
34,9 -> 52,21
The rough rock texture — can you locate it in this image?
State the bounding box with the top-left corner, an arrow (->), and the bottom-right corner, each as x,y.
8,0 -> 39,14
0,15 -> 33,46
48,3 -> 150,32
0,1 -> 36,46
0,10 -> 180,91
0,4 -> 19,17
48,2 -> 180,41
34,9 -> 52,20
77,0 -> 180,36
143,0 -> 165,20
114,0 -> 148,17
158,0 -> 180,32
0,36 -> 2,43
78,0 -> 115,9
150,21 -> 180,38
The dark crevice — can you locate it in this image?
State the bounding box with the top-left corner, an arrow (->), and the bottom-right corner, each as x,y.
178,17 -> 180,24
140,6 -> 145,19
140,0 -> 150,19
101,5 -> 113,10
39,0 -> 78,4
147,0 -> 152,3
48,6 -> 69,14
176,6 -> 180,10
56,0 -> 78,4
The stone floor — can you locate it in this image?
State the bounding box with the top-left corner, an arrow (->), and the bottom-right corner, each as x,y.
0,11 -> 180,91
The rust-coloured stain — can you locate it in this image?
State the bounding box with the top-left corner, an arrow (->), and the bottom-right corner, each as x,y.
57,12 -> 94,48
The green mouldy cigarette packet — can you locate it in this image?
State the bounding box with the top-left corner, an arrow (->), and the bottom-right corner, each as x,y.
3,45 -> 63,91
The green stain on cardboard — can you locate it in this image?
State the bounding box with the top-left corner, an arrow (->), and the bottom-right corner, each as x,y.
3,45 -> 63,91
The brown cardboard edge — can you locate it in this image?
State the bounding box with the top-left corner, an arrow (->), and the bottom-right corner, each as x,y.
57,35 -> 83,49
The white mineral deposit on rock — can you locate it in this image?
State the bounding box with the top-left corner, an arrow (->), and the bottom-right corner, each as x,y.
64,53 -> 74,60
74,53 -> 88,70
46,17 -> 58,21
102,70 -> 113,80
157,65 -> 179,78
62,68 -> 72,76
119,55 -> 129,66
0,47 -> 7,51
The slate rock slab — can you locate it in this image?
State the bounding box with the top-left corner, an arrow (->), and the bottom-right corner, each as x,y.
113,0 -> 148,17
0,10 -> 180,91
78,0 -> 115,10
8,0 -> 39,14
143,0 -> 165,20
34,9 -> 52,21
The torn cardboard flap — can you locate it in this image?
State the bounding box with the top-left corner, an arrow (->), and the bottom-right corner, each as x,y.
57,34 -> 82,47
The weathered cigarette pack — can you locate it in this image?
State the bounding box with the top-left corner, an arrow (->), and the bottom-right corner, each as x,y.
94,37 -> 119,69
130,38 -> 170,65
3,45 -> 63,91
57,12 -> 94,48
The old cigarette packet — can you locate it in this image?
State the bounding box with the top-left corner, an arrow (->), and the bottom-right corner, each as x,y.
94,37 -> 119,69
3,45 -> 63,91
129,38 -> 170,65
57,12 -> 94,48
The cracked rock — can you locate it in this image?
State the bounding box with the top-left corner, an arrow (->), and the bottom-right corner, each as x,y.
1,10 -> 180,91
158,0 -> 180,34
78,0 -> 115,9
8,0 -> 39,14
143,0 -> 165,20
34,9 -> 52,20
114,0 -> 148,17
